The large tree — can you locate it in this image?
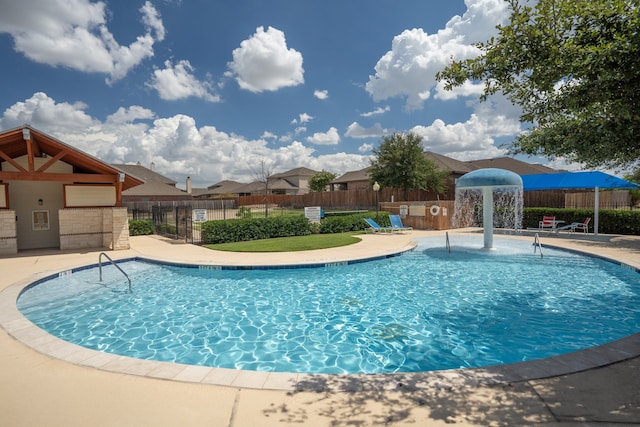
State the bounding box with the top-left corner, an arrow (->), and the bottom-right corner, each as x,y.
369,132 -> 447,200
437,0 -> 640,169
308,170 -> 336,192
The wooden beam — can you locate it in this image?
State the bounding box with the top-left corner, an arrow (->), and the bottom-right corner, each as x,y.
35,150 -> 67,173
116,181 -> 123,206
0,151 -> 27,173
25,136 -> 35,172
0,171 -> 117,183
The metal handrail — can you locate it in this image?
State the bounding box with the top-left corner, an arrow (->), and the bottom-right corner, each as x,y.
99,252 -> 132,293
532,233 -> 543,258
445,231 -> 451,254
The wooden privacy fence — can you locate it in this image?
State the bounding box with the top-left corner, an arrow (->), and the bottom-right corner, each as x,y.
238,188 -> 449,211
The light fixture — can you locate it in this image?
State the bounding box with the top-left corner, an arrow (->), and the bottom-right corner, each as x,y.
22,128 -> 30,140
372,181 -> 380,218
38,198 -> 43,206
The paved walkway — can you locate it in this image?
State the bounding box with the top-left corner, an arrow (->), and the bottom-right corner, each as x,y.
1,230 -> 639,426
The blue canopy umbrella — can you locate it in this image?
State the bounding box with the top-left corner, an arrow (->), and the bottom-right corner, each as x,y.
521,171 -> 640,235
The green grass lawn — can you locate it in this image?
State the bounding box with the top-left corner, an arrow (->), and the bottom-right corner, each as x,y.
204,232 -> 362,252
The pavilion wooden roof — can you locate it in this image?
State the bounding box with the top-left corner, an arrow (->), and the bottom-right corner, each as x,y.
0,125 -> 143,191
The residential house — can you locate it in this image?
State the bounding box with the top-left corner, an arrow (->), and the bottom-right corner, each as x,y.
329,167 -> 372,191
269,167 -> 317,195
115,163 -> 193,202
329,152 -> 560,192
466,157 -> 561,175
191,180 -> 245,199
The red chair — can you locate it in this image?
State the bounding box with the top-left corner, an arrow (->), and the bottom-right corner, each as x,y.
539,216 -> 556,230
571,217 -> 591,233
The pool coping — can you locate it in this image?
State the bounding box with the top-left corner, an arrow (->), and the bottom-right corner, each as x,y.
1,234 -> 639,392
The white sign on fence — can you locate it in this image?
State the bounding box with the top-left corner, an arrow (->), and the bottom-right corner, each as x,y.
304,206 -> 322,223
193,209 -> 207,223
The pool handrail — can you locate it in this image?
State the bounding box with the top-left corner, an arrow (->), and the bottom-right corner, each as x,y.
532,233 -> 543,258
99,252 -> 132,293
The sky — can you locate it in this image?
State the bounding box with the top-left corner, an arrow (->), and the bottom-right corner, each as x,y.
0,0 -> 574,189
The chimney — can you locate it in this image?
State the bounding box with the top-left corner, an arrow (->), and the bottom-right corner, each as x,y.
186,176 -> 192,194
150,162 -> 155,171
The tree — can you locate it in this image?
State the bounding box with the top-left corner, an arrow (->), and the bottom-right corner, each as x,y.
625,167 -> 640,206
308,171 -> 336,192
436,0 -> 640,169
369,132 -> 447,201
251,159 -> 274,217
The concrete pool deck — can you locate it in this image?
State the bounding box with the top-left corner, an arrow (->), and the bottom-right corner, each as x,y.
1,230 -> 639,426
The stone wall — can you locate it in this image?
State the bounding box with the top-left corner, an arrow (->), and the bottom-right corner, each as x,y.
60,207 -> 130,251
0,210 -> 17,255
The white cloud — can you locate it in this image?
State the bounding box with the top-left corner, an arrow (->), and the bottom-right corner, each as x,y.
0,0 -> 164,83
410,95 -> 522,160
358,143 -> 374,153
148,60 -> 220,102
365,0 -> 509,109
433,80 -> 485,100
0,92 -> 97,132
106,106 -> 155,124
360,106 -> 390,117
345,122 -> 389,139
314,89 -> 329,100
261,131 -> 277,139
227,26 -> 304,92
306,127 -> 340,146
0,92 -> 368,187
291,113 -> 313,124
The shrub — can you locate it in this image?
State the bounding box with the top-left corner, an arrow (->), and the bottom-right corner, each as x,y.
201,215 -> 313,244
319,211 -> 391,234
523,208 -> 640,235
236,206 -> 252,218
129,220 -> 155,236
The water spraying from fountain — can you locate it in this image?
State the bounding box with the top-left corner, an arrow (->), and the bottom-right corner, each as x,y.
453,168 -> 523,250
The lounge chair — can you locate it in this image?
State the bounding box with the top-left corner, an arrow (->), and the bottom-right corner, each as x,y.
571,217 -> 591,233
389,214 -> 412,232
539,216 -> 556,230
363,218 -> 393,233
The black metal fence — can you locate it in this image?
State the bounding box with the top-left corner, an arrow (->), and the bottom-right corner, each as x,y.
125,199 -> 305,244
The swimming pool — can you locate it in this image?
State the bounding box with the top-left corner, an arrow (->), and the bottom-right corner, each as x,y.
17,236 -> 640,374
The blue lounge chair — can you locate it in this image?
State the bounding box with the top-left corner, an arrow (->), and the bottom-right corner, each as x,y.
363,218 -> 393,233
389,214 -> 412,232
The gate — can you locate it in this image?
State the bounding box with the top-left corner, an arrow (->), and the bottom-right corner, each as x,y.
152,205 -> 195,243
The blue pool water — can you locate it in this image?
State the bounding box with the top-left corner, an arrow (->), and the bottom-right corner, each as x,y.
17,237 -> 640,374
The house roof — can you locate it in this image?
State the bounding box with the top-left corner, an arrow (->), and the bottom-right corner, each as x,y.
207,180 -> 246,193
0,125 -> 143,191
121,178 -> 191,197
113,163 -> 190,198
113,164 -> 177,186
271,167 -> 318,179
465,157 -> 559,175
330,167 -> 372,184
269,178 -> 297,190
425,152 -> 475,174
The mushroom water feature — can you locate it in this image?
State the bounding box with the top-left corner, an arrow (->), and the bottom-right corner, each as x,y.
453,168 -> 523,250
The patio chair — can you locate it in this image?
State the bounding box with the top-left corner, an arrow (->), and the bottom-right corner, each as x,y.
389,214 -> 412,232
539,216 -> 556,230
570,217 -> 591,233
363,218 -> 393,233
